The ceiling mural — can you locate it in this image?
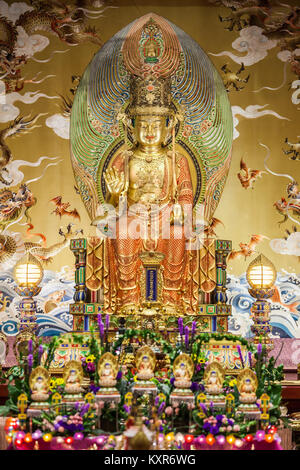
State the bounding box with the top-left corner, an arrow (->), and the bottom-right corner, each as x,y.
0,0 -> 299,339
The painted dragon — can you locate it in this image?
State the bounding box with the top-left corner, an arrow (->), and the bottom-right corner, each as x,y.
0,223 -> 82,270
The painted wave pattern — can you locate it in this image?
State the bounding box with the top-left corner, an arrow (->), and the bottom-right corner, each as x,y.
227,272 -> 300,339
0,268 -> 74,337
0,269 -> 299,338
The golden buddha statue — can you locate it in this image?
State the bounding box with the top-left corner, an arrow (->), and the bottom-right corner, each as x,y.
204,361 -> 225,399
98,352 -> 118,388
63,360 -> 84,400
98,74 -> 196,315
30,366 -> 50,403
237,369 -> 258,406
135,346 -> 156,383
173,353 -> 194,389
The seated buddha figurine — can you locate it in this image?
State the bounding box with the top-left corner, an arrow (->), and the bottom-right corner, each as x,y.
95,73 -> 197,315
98,352 -> 118,389
173,354 -> 193,389
204,362 -> 225,401
137,355 -> 154,381
63,360 -> 84,400
135,346 -> 156,385
237,369 -> 258,409
29,366 -> 50,404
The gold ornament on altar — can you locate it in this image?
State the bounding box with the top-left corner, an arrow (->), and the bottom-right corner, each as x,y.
29,366 -> 50,402
237,368 -> 258,405
63,360 -> 84,395
204,361 -> 225,396
173,353 -> 194,389
98,352 -> 118,388
135,346 -> 156,381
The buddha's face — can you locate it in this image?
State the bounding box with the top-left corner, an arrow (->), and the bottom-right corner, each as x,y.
134,115 -> 167,147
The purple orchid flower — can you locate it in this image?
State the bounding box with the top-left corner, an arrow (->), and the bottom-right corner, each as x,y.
154,396 -> 159,406
191,321 -> 197,337
105,314 -> 110,329
170,377 -> 175,386
86,362 -> 96,373
123,404 -> 131,413
116,370 -> 122,380
190,382 -> 199,392
99,321 -> 105,339
237,344 -> 244,367
38,345 -> 43,363
257,343 -> 262,356
178,317 -> 183,335
28,339 -> 33,354
28,354 -> 33,371
157,402 -> 165,415
248,351 -> 252,368
199,403 -> 207,415
184,326 -> 189,349
97,313 -> 102,331
90,383 -> 100,394
80,403 -> 90,416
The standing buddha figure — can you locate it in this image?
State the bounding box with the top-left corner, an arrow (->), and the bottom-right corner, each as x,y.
102,74 -> 196,315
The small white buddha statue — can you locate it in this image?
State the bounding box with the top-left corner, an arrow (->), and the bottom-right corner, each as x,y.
99,362 -> 117,388
239,377 -> 257,404
205,370 -> 223,395
174,362 -> 191,389
65,368 -> 83,394
31,375 -> 49,402
137,355 -> 154,381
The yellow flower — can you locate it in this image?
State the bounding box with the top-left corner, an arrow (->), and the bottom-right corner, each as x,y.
133,375 -> 138,382
86,355 -> 96,363
56,378 -> 64,386
49,378 -> 56,390
229,379 -> 237,387
198,357 -> 206,363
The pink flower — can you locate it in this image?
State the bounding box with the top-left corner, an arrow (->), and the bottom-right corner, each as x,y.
233,425 -> 240,432
165,406 -> 173,416
226,426 -> 232,432
58,426 -> 65,433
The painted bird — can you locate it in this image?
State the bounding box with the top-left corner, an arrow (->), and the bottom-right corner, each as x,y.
237,159 -> 266,189
228,235 -> 269,261
50,196 -> 80,220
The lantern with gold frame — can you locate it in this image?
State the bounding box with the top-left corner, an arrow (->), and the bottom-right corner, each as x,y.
246,254 -> 276,349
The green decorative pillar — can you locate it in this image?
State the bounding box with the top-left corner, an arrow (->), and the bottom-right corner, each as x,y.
71,239 -> 87,303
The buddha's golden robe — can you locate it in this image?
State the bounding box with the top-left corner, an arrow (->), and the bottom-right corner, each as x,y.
104,150 -> 198,313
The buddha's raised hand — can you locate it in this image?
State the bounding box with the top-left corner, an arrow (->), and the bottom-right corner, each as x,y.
104,167 -> 125,196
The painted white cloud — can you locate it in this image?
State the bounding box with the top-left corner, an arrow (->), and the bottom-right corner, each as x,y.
0,1 -> 33,23
277,48 -> 300,63
270,232 -> 300,257
0,91 -> 59,123
210,26 -> 277,66
291,80 -> 300,106
14,26 -> 50,58
232,104 -> 289,140
46,114 -> 70,140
